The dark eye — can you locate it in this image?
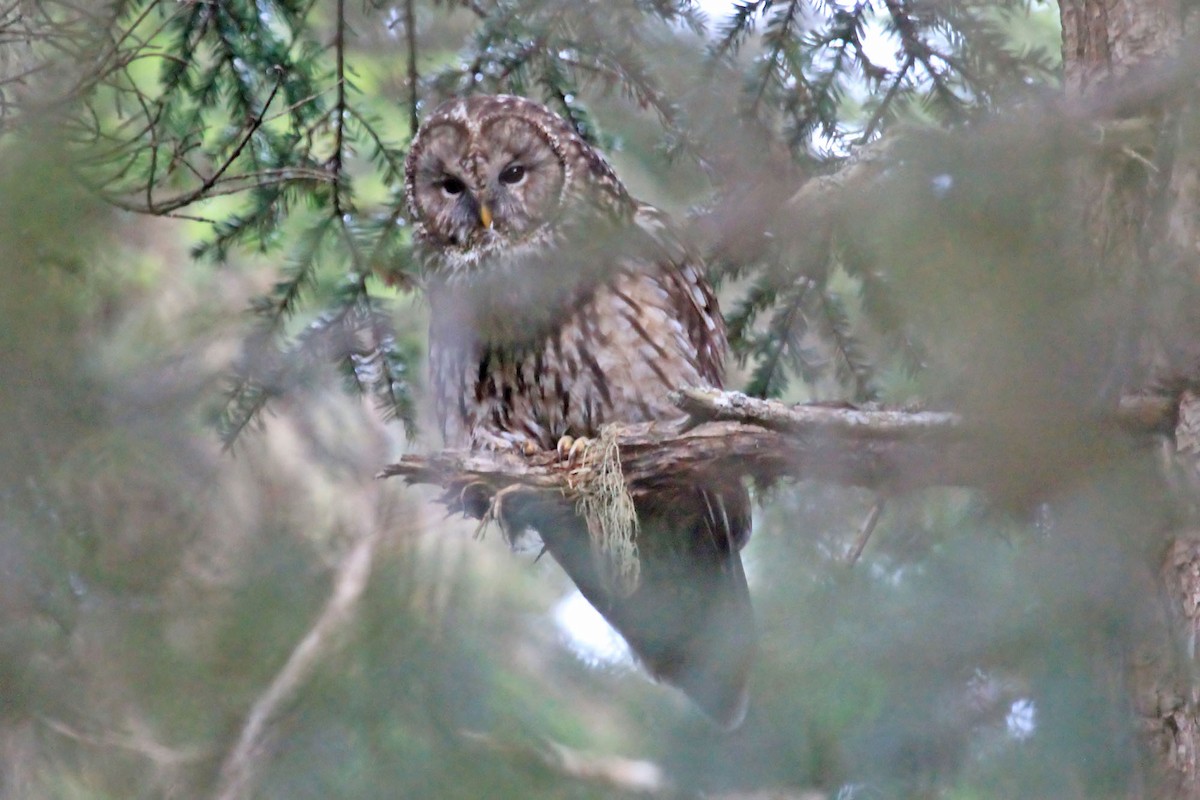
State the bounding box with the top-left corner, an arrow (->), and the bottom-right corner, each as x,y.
439,176 -> 465,196
499,164 -> 526,185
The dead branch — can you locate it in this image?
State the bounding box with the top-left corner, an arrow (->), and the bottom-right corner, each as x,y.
460,730 -> 668,795
211,527 -> 379,800
380,389 -> 1179,514
460,730 -> 823,799
846,500 -> 886,564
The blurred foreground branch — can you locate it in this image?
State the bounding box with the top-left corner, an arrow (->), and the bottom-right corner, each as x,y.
212,528 -> 380,800
460,731 -> 668,795
381,389 -> 1178,511
460,730 -> 823,799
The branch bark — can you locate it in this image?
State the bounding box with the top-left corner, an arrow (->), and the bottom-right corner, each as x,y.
380,389 -> 1178,513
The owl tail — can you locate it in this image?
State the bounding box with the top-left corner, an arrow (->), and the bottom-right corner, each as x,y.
508,485 -> 755,729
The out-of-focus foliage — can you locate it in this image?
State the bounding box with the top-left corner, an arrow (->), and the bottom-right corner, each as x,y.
3,0 -> 423,444
0,0 -> 1065,433
2,0 -> 1198,799
0,132 -> 671,799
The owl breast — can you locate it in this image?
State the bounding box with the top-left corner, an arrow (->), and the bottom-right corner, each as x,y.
428,253 -> 726,451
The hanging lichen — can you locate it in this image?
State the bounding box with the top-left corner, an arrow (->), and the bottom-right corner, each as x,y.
572,426 -> 640,597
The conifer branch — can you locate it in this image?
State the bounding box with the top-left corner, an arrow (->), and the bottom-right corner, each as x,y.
332,0 -> 348,217
380,389 -> 1178,511
101,77 -> 286,215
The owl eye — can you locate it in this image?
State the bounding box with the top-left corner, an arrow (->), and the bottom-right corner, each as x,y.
498,164 -> 526,185
439,177 -> 466,196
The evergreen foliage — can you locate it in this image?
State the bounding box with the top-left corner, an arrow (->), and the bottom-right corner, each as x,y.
3,0 -> 1062,431
5,1 -> 1198,799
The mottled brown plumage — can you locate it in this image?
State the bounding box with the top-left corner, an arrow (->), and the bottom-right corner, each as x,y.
406,95 -> 754,726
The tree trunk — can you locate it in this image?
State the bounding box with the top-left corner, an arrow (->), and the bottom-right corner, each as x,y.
1059,2 -> 1200,797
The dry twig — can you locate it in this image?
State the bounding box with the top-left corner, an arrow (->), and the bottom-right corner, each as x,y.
211,528 -> 380,800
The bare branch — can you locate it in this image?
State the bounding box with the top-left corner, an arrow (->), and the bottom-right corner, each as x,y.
380,390 -> 1179,515
405,0 -> 419,136
211,528 -> 380,800
332,0 -> 348,217
460,731 -> 669,795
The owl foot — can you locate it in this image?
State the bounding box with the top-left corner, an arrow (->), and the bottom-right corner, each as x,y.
472,485 -> 504,541
470,428 -> 539,454
555,435 -> 592,468
456,481 -> 494,525
477,484 -> 543,553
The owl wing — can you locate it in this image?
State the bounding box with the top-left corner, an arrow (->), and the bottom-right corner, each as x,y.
506,478 -> 754,728
536,204 -> 755,726
628,202 -> 727,390
537,202 -> 728,436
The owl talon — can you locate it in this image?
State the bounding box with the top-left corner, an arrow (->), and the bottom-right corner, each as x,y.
568,437 -> 591,467
556,435 -> 574,460
457,481 -> 493,522
472,484 -> 506,540
477,484 -> 542,552
521,440 -> 540,457
556,434 -> 591,468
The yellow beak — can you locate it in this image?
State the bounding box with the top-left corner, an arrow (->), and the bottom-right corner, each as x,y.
479,203 -> 493,229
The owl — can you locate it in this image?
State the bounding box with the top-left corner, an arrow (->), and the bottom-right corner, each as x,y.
405,95 -> 754,728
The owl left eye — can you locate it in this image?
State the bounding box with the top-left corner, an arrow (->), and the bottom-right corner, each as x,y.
498,164 -> 526,185
439,176 -> 466,196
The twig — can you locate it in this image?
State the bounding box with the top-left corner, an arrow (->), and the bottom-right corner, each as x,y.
845,499 -> 886,565
405,0 -> 419,136
460,731 -> 668,795
673,388 -> 962,438
211,528 -> 380,800
332,0 -> 348,217
860,53 -> 915,143
40,715 -> 211,767
460,729 -> 823,798
108,79 -> 285,216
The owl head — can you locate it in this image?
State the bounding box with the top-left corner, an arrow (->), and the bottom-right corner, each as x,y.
405,95 -> 634,274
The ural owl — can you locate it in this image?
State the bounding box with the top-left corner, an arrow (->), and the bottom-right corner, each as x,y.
405,95 -> 754,727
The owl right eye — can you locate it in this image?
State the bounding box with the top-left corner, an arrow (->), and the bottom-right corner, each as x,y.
439,177 -> 466,196
499,164 -> 526,185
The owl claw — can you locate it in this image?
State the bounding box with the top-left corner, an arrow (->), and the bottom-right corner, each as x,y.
456,481 -> 493,522
472,484 -> 506,540
476,484 -> 542,553
556,435 -> 574,460
555,434 -> 591,468
521,440 -> 540,457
